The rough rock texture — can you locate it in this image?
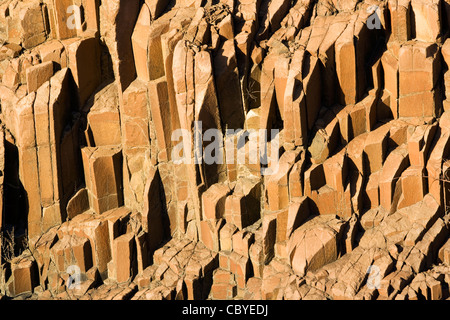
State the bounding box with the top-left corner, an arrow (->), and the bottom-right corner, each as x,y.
0,0 -> 450,300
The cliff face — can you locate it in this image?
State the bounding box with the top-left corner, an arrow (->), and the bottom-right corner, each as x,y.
0,0 -> 449,300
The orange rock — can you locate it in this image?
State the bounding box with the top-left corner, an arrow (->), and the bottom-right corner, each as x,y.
288,155 -> 306,201
411,0 -> 442,42
286,196 -> 311,238
407,123 -> 438,167
7,0 -> 48,48
142,167 -> 164,253
86,83 -> 121,146
283,50 -> 308,146
335,16 -> 357,106
364,171 -> 381,209
381,49 -> 399,118
200,219 -> 225,252
26,61 -> 54,94
113,233 -> 136,283
229,251 -> 251,290
379,144 -> 409,212
232,230 -> 255,258
224,177 -> 261,230
2,0 -> 450,301
219,223 -> 238,252
66,37 -> 101,107
323,149 -> 348,196
249,242 -> 264,278
2,65 -> 19,90
388,0 -> 411,42
398,41 -> 441,118
11,257 -> 38,296
214,39 -> 245,130
364,124 -> 390,173
397,166 -> 426,209
265,149 -> 300,211
438,238 -> 450,265
81,146 -> 124,215
288,215 -> 344,277
202,183 -> 230,220
131,4 -> 152,82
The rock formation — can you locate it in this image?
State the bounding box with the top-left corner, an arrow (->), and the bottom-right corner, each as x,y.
0,0 -> 450,300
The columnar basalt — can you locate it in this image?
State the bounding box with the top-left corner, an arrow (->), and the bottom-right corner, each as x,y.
0,0 -> 450,300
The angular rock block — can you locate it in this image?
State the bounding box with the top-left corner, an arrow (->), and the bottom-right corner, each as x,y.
26,61 -> 54,94
0,130 -> 4,237
335,17 -> 357,106
288,155 -> 306,201
286,197 -> 311,239
229,253 -> 250,290
131,4 -> 152,82
210,269 -> 237,300
310,115 -> 340,165
202,183 -> 231,221
364,124 -> 390,173
388,0 -> 412,42
113,233 -> 136,283
265,150 -> 300,212
200,218 -> 225,252
214,39 -> 245,130
99,0 -> 140,91
142,167 -> 165,253
407,124 -> 437,167
381,50 -> 399,118
283,51 -> 308,146
14,93 -> 41,238
72,235 -> 94,273
86,83 -> 122,147
224,177 -> 261,230
411,0 -> 442,42
122,79 -> 151,152
397,166 -> 426,209
148,78 -> 172,161
438,238 -> 450,265
219,222 -> 237,252
232,230 -> 254,258
10,257 -> 38,296
323,149 -> 348,196
427,118 -> 450,204
3,0 -> 450,301
81,146 -> 124,215
48,0 -> 79,40
38,40 -> 67,69
398,41 -> 441,118
379,144 -> 409,212
6,0 -> 48,49
364,171 -> 380,209
288,215 -> 344,277
66,37 -> 101,107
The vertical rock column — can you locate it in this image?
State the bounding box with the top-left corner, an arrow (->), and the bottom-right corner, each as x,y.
171,13 -> 225,241
14,89 -> 39,239
441,39 -> 450,111
398,42 -> 442,118
100,0 -> 140,94
15,69 -> 83,240
81,146 -> 123,215
0,129 -> 4,260
124,4 -> 187,238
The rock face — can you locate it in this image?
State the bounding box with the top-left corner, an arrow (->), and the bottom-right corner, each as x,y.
0,0 -> 449,301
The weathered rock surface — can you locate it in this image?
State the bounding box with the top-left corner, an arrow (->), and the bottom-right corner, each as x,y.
0,0 -> 450,301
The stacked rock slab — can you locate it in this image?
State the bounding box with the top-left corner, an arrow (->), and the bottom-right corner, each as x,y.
0,0 -> 450,300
